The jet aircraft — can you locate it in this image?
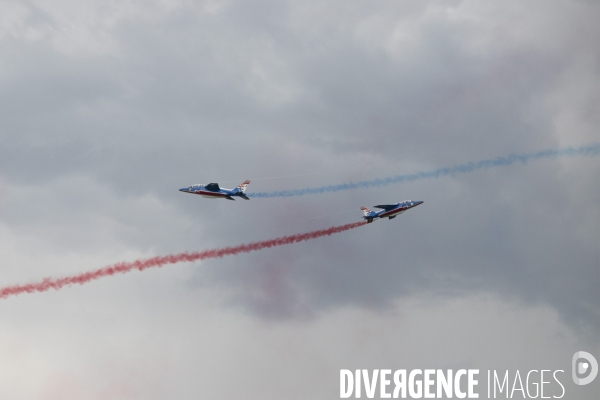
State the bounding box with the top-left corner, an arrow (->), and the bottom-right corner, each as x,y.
179,180 -> 251,200
361,200 -> 423,223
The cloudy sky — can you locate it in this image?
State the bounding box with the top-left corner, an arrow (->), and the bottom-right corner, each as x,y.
0,0 -> 598,398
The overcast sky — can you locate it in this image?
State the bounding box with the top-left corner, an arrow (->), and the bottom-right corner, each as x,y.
0,1 -> 598,399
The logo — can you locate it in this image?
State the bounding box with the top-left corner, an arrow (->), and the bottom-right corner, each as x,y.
572,351 -> 598,385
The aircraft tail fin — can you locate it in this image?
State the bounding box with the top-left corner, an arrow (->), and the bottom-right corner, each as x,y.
361,206 -> 373,216
237,180 -> 250,192
230,180 -> 250,199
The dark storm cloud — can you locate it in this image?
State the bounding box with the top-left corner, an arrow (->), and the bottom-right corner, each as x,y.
154,2 -> 599,332
0,0 -> 598,339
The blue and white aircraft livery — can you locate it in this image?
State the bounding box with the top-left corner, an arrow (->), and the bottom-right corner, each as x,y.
361,200 -> 423,223
179,180 -> 251,200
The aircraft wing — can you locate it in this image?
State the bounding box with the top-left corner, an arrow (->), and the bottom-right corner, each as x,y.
374,204 -> 399,211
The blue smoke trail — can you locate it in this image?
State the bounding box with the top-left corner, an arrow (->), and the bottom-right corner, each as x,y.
249,143 -> 600,198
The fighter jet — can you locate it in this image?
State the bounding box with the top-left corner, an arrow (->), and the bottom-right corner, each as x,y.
179,180 -> 250,200
361,200 -> 423,223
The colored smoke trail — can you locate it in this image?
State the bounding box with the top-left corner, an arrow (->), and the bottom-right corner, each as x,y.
0,221 -> 367,300
249,143 -> 600,198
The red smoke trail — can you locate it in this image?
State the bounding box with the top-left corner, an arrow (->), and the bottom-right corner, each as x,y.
0,221 -> 367,300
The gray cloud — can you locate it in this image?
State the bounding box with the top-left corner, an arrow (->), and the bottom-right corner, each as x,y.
0,0 -> 598,398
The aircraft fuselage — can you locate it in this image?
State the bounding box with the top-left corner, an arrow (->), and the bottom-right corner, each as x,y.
363,200 -> 423,223
179,181 -> 250,201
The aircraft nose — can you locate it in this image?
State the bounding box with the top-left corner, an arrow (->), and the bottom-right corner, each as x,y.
179,187 -> 189,192
414,201 -> 423,206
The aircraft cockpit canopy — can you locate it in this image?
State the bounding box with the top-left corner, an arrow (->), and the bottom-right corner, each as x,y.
205,183 -> 221,192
